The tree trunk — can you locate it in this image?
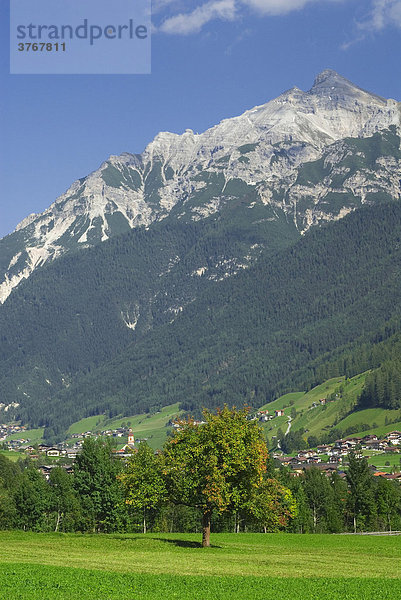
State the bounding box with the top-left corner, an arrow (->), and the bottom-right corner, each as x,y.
353,515 -> 356,534
55,510 -> 62,533
143,510 -> 147,534
202,510 -> 211,548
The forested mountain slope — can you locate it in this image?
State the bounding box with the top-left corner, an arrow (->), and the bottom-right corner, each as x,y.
2,201 -> 401,439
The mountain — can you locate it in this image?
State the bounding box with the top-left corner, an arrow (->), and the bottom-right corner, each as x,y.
1,70 -> 400,304
1,71 -> 401,440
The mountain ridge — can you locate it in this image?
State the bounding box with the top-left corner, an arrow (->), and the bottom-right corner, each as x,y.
1,70 -> 400,303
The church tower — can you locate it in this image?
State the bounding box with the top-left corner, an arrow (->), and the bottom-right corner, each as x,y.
128,428 -> 135,445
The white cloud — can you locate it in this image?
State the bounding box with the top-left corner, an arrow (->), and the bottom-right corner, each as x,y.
159,0 -> 237,35
342,0 -> 401,48
152,0 -> 185,15
359,0 -> 401,31
159,0 -> 401,39
157,0 -> 345,35
240,0 -> 322,16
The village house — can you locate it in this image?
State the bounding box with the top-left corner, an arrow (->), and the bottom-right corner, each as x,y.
330,444 -> 347,456
297,450 -> 315,459
362,434 -> 378,442
345,437 -> 362,448
65,448 -> 81,460
384,445 -> 400,454
385,431 -> 401,445
316,445 -> 331,454
257,410 -> 272,422
275,409 -> 285,417
38,464 -> 74,481
383,473 -> 401,481
307,463 -> 342,476
363,438 -> 385,451
46,447 -> 61,457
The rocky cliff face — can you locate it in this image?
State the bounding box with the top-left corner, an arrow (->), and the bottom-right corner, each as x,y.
1,70 -> 400,303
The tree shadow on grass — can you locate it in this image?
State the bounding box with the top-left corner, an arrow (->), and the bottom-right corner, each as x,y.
105,535 -> 144,542
154,538 -> 221,549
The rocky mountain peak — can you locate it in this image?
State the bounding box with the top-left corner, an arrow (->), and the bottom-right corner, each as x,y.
310,69 -> 387,104
312,69 -> 351,88
0,72 -> 400,305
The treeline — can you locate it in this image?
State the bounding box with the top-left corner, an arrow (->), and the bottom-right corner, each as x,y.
358,359 -> 401,410
1,442 -> 400,535
280,455 -> 401,533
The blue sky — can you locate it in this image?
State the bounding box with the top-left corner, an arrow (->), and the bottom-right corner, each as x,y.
1,0 -> 401,238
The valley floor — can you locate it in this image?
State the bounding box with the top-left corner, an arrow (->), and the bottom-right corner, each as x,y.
0,532 -> 400,599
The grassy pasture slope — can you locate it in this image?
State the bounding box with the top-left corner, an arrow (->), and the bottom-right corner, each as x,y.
0,450 -> 21,462
5,427 -> 44,443
67,416 -> 106,435
13,374 -> 401,449
260,372 -> 401,442
0,532 -> 400,600
65,404 -> 183,449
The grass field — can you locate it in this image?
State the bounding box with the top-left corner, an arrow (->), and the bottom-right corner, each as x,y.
5,427 -> 44,443
1,565 -> 400,600
0,532 -> 400,599
365,451 -> 401,470
64,404 -> 183,449
336,408 -> 401,434
0,449 -> 21,462
67,416 -> 106,435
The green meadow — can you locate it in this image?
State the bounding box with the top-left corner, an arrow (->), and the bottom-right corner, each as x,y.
0,450 -> 21,462
65,404 -> 183,449
0,532 -> 400,599
5,427 -> 44,444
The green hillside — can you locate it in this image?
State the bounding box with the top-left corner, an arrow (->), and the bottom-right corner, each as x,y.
105,403 -> 182,433
259,372 -> 401,447
59,376 -> 401,450
6,428 -> 44,443
0,450 -> 21,462
63,403 -> 183,450
67,416 -> 106,435
6,372 -> 401,451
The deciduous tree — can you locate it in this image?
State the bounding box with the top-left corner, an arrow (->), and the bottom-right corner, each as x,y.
247,478 -> 296,533
73,438 -> 125,532
119,442 -> 166,533
162,406 -> 268,547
